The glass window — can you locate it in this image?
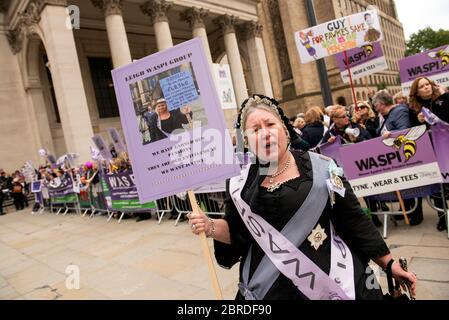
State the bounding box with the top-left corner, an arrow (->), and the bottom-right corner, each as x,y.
88,57 -> 120,118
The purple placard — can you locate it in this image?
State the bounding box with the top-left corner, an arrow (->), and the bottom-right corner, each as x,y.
47,175 -> 75,197
92,135 -> 112,160
111,38 -> 240,203
103,171 -> 138,201
432,122 -> 449,182
399,45 -> 449,94
318,136 -> 343,166
338,126 -> 443,197
31,181 -> 42,193
108,128 -> 127,154
399,45 -> 449,82
335,42 -> 384,70
341,126 -> 437,180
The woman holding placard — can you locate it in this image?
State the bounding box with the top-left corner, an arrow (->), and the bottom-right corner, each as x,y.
188,94 -> 417,300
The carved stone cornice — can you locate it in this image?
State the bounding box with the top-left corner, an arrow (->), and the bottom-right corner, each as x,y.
7,28 -> 23,54
41,0 -> 67,6
19,1 -> 41,27
91,0 -> 123,17
243,20 -> 263,40
180,7 -> 208,30
214,14 -> 238,35
7,0 -> 68,54
140,0 -> 172,24
0,0 -> 7,13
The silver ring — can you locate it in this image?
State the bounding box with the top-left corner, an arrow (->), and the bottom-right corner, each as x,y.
191,224 -> 196,231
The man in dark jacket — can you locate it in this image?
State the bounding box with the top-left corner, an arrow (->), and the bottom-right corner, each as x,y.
143,105 -> 167,143
372,90 -> 422,225
372,90 -> 410,136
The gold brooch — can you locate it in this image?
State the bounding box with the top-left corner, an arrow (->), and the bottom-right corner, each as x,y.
307,224 -> 327,250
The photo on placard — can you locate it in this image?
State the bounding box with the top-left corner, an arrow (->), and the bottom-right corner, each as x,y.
129,62 -> 208,145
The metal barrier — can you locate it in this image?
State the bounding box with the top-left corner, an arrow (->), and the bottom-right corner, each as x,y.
50,195 -> 81,216
155,197 -> 174,225
368,199 -> 418,239
171,191 -> 226,226
86,183 -> 109,219
425,185 -> 449,238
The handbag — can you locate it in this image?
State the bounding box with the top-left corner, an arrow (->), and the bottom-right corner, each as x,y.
383,259 -> 412,300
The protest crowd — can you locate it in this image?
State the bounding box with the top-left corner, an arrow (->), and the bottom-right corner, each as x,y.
1,7 -> 449,300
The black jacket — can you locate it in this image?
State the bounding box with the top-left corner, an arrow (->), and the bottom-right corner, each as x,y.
419,92 -> 449,123
215,150 -> 389,300
301,122 -> 325,148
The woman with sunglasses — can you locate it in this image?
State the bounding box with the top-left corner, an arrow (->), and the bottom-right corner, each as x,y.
352,102 -> 379,138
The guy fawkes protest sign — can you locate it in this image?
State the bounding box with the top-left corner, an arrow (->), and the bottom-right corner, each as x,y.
111,38 -> 240,203
295,10 -> 383,63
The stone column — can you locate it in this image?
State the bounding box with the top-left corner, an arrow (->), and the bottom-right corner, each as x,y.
92,0 -> 132,68
140,0 -> 173,51
214,15 -> 248,107
27,86 -> 56,154
39,5 -> 94,161
243,21 -> 273,97
180,8 -> 213,67
277,0 -> 322,105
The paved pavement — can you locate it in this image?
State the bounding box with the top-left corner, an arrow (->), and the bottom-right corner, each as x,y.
0,202 -> 448,300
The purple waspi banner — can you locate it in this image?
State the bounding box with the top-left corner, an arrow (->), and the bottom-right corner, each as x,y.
111,38 -> 240,202
432,122 -> 449,183
321,126 -> 442,197
47,175 -> 75,197
335,42 -> 387,83
398,44 -> 449,95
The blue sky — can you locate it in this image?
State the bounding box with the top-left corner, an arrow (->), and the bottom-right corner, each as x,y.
395,0 -> 449,39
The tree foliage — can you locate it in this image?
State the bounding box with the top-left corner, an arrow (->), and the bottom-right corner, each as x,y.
405,27 -> 449,56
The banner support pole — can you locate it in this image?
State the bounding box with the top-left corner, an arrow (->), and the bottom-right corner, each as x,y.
343,50 -> 358,110
187,190 -> 223,300
440,184 -> 449,239
395,190 -> 410,225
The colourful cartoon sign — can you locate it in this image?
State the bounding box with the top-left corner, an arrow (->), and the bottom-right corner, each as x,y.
295,10 -> 383,64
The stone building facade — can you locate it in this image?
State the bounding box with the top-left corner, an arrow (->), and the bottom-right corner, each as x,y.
259,0 -> 406,113
0,0 -> 405,171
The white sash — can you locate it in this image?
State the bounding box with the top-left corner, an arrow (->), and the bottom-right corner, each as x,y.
230,153 -> 355,300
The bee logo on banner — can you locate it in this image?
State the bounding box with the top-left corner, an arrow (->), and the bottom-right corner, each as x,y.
428,45 -> 449,69
382,125 -> 426,161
